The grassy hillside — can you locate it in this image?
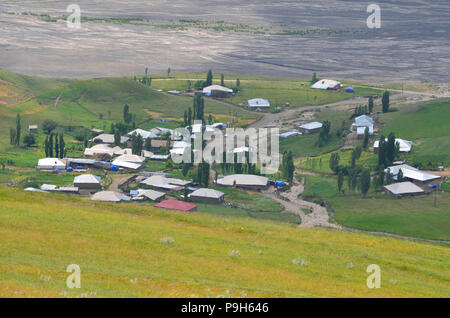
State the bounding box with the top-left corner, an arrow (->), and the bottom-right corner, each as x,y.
0,186 -> 449,298
380,99 -> 450,166
300,174 -> 450,241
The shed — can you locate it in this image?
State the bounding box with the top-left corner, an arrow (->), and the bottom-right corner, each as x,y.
36,158 -> 66,170
216,174 -> 269,190
188,188 -> 225,204
384,182 -> 425,198
311,79 -> 342,90
91,191 -> 131,202
74,174 -> 102,189
299,122 -> 322,134
248,98 -> 270,108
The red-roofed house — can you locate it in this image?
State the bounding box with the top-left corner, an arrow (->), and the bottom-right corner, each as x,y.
154,199 -> 197,212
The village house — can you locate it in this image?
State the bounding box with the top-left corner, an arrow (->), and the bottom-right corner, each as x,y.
28,125 -> 38,133
36,158 -> 66,170
374,138 -> 412,153
216,174 -> 269,191
92,133 -> 129,144
299,122 -> 322,134
188,188 -> 225,204
131,189 -> 166,202
91,191 -> 131,202
385,164 -> 441,185
248,98 -> 270,109
74,174 -> 102,190
384,182 -> 425,198
202,85 -> 233,98
311,79 -> 342,90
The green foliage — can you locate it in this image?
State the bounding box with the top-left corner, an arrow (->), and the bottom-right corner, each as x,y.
382,91 -> 390,113
42,119 -> 58,134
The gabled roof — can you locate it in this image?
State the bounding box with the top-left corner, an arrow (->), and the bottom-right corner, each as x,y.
91,191 -> 131,202
354,115 -> 374,127
248,98 -> 270,108
385,164 -> 440,182
93,134 -> 129,144
299,122 -> 322,130
216,174 -> 269,187
203,85 -> 233,94
155,199 -> 197,211
357,125 -> 373,135
134,189 -> 166,201
127,129 -> 157,139
74,174 -> 101,184
374,138 -> 412,152
384,182 -> 424,195
141,175 -> 191,187
311,79 -> 341,89
111,159 -> 144,170
189,188 -> 224,199
114,154 -> 146,163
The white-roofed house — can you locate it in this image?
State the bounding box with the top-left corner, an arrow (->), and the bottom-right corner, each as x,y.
311,79 -> 342,90
352,115 -> 374,138
374,138 -> 412,153
188,188 -> 225,204
299,122 -> 323,134
279,131 -> 301,139
92,133 -> 129,144
132,189 -> 166,202
202,85 -> 233,98
248,98 -> 270,109
216,174 -> 269,191
91,191 -> 131,202
36,158 -> 66,170
126,129 -> 157,140
74,174 -> 102,189
385,164 -> 440,184
384,182 -> 425,198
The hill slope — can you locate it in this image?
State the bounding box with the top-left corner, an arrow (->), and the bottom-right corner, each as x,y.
0,186 -> 448,298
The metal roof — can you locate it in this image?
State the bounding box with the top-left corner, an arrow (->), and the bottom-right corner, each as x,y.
311,79 -> 341,90
216,174 -> 268,187
384,182 -> 424,195
374,138 -> 412,152
385,164 -> 440,182
299,122 -> 322,130
127,129 -> 157,139
202,85 -> 233,94
189,188 -> 224,199
248,98 -> 270,108
74,174 -> 101,184
91,191 -> 131,202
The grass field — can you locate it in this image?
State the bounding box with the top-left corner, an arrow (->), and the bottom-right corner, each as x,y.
380,99 -> 450,167
1,186 -> 449,298
300,174 -> 450,241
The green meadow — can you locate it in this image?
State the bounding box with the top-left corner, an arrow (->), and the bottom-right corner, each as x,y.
1,186 -> 449,298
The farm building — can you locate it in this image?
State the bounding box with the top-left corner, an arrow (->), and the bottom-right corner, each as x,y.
203,85 -> 233,98
384,182 -> 425,198
279,131 -> 301,139
40,184 -> 57,191
131,189 -> 166,202
149,139 -> 174,153
141,175 -> 191,188
126,128 -> 157,140
57,187 -> 79,194
84,144 -> 115,158
66,158 -> 96,169
114,154 -> 145,164
155,199 -> 197,212
36,158 -> 66,170
111,159 -> 144,170
28,125 -> 38,133
92,133 -> 129,144
374,138 -> 412,153
357,126 -> 374,138
299,122 -> 323,134
91,191 -> 131,202
216,174 -> 269,190
74,174 -> 102,189
311,79 -> 342,90
352,115 -> 374,138
91,128 -> 104,135
385,164 -> 440,184
248,98 -> 270,108
188,188 -> 225,204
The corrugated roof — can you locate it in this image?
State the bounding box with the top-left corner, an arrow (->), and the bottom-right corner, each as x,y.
299,122 -> 322,130
111,159 -> 143,170
311,79 -> 341,89
189,188 -> 224,199
135,189 -> 166,201
203,85 -> 233,94
384,182 -> 424,195
385,164 -> 440,182
216,174 -> 268,187
74,174 -> 101,184
248,98 -> 270,108
374,138 -> 412,152
354,115 -> 374,126
91,191 -> 130,202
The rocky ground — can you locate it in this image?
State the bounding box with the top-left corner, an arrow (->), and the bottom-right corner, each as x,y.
0,0 -> 449,83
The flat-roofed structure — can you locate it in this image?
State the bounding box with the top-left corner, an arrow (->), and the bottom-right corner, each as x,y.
384,182 -> 425,198
216,174 -> 269,190
188,188 -> 225,204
